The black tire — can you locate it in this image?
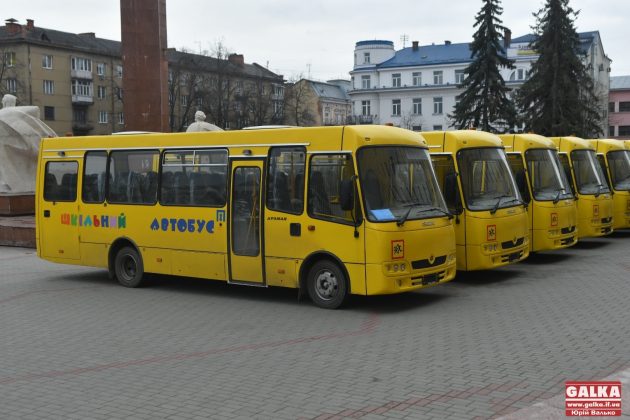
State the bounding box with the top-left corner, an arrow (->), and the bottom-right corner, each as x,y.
306,260 -> 348,309
114,246 -> 145,288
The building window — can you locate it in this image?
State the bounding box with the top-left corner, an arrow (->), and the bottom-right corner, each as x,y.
4,52 -> 16,67
98,111 -> 108,124
433,71 -> 443,85
115,87 -> 123,100
181,95 -> 188,107
433,125 -> 443,130
97,63 -> 106,76
71,57 -> 92,72
433,97 -> 443,115
412,72 -> 422,86
116,65 -> 123,78
608,102 -> 615,113
97,86 -> 106,99
364,52 -> 370,64
392,99 -> 401,116
196,97 -> 203,107
361,100 -> 371,116
6,78 -> 17,93
44,106 -> 55,121
361,75 -> 371,89
413,98 -> 422,115
71,80 -> 93,97
118,113 -> 124,125
43,80 -> 54,95
609,126 -> 615,137
619,102 -> 630,112
42,54 -> 53,69
509,68 -> 527,81
412,125 -> 422,131
392,73 -> 401,87
619,126 -> 630,136
455,70 -> 465,84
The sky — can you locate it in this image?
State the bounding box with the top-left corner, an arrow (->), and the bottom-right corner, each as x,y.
4,0 -> 629,81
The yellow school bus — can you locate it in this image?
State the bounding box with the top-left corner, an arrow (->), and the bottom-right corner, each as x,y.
589,139 -> 630,230
36,125 -> 456,309
423,131 -> 529,271
549,137 -> 613,238
500,134 -> 578,252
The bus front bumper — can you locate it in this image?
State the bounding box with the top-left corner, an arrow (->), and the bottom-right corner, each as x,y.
364,259 -> 456,295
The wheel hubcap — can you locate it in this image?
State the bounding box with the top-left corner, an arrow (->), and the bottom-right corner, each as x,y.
314,270 -> 338,301
121,255 -> 137,280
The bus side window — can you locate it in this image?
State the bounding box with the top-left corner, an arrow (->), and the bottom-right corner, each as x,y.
82,151 -> 107,203
431,155 -> 462,214
107,150 -> 159,205
596,154 -> 612,190
308,154 -> 357,224
266,146 -> 305,214
507,154 -> 530,203
44,161 -> 78,202
557,153 -> 576,195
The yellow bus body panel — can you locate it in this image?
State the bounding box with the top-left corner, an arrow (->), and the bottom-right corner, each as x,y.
500,134 -> 578,252
424,131 -> 529,271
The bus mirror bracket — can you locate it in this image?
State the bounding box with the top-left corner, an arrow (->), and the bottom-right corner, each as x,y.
340,179 -> 355,211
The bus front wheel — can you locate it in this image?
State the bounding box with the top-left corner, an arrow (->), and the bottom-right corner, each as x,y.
306,260 -> 348,309
114,246 -> 145,288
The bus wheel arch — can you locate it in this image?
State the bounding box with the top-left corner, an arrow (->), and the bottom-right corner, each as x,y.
108,237 -> 145,287
299,252 -> 350,309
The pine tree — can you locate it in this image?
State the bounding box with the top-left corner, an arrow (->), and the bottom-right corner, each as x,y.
517,0 -> 602,137
450,0 -> 516,132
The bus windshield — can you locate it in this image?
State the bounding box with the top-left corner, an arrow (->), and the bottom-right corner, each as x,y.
458,148 -> 522,212
571,150 -> 611,195
358,147 -> 448,223
525,149 -> 573,201
607,150 -> 630,191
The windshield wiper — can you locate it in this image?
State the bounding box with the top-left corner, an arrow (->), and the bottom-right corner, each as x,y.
396,203 -> 452,226
490,195 -> 512,215
416,206 -> 454,220
552,188 -> 565,204
594,183 -> 603,198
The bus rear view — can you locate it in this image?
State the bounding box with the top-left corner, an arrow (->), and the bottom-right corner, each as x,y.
425,131 -> 529,271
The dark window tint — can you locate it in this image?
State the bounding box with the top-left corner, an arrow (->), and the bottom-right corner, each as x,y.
44,106 -> 55,121
267,147 -> 305,214
107,150 -> 159,204
82,151 -> 107,203
507,153 -> 530,203
308,154 -> 356,224
619,102 -> 630,112
619,126 -> 630,136
160,149 -> 228,206
44,161 -> 78,202
431,154 -> 461,213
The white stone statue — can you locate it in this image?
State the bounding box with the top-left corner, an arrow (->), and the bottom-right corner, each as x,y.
186,111 -> 223,132
0,94 -> 57,193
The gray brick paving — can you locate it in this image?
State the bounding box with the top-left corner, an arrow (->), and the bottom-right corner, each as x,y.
0,232 -> 629,419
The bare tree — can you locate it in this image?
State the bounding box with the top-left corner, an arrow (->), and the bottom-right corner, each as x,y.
399,111 -> 422,131
283,76 -> 315,126
0,49 -> 26,101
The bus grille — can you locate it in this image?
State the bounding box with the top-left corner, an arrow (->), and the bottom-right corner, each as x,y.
560,236 -> 575,246
501,250 -> 523,263
561,226 -> 576,234
411,270 -> 446,286
501,237 -> 525,250
601,217 -> 612,224
411,255 -> 447,270
602,226 -> 612,235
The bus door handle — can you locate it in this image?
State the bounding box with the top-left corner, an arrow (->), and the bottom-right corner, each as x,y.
290,223 -> 301,237
43,210 -> 50,218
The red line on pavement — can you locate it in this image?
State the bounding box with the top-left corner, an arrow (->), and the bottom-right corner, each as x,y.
0,312 -> 380,385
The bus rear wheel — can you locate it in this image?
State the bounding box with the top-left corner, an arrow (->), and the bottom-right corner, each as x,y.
306,260 -> 348,309
114,246 -> 145,288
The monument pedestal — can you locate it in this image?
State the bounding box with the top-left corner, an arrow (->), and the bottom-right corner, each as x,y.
0,193 -> 35,216
0,215 -> 35,248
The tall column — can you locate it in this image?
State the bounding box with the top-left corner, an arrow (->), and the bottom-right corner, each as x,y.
120,0 -> 169,132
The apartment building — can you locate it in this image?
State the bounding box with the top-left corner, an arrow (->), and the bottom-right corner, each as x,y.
0,18 -> 284,135
284,79 -> 350,126
608,76 -> 630,139
349,31 -> 611,133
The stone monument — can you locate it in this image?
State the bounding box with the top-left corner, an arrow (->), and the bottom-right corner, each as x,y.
186,111 -> 223,132
0,94 -> 57,215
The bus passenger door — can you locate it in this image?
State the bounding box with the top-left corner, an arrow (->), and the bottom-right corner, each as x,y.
229,160 -> 265,284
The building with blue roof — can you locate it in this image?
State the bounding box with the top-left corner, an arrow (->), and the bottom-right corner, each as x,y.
349,31 -> 611,133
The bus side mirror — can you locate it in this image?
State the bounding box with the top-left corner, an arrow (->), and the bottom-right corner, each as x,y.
340,179 -> 355,211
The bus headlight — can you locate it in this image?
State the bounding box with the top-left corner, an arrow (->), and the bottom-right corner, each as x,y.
447,253 -> 456,263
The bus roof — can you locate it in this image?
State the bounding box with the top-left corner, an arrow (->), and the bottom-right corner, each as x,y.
587,139 -> 627,154
39,125 -> 428,157
549,136 -> 595,153
422,130 -> 503,153
499,133 -> 556,152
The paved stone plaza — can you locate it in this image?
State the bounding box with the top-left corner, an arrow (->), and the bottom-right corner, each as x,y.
1,233 -> 629,419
